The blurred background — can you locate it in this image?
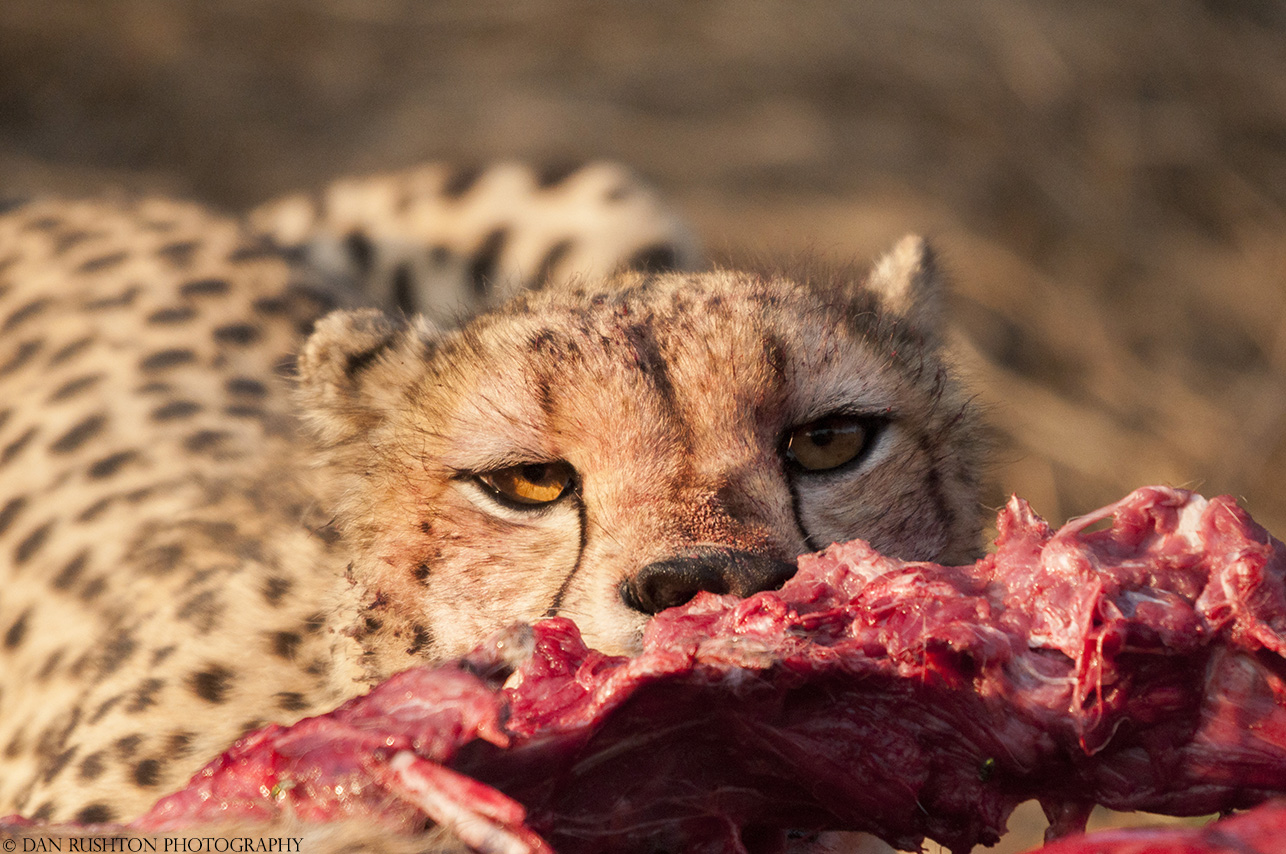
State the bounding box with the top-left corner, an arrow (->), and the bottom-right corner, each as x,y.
2,1 -> 1285,848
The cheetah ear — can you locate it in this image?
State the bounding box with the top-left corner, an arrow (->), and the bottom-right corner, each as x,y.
296,308 -> 438,445
864,234 -> 945,341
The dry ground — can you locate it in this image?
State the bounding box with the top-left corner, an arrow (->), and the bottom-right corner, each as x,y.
3,1 -> 1285,850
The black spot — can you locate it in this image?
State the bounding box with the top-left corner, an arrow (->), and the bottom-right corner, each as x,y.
78,752 -> 105,781
184,430 -> 229,453
87,450 -> 138,479
139,348 -> 197,372
0,495 -> 27,537
42,745 -> 78,783
54,231 -> 94,254
406,623 -> 433,656
47,336 -> 94,366
4,608 -> 30,649
223,404 -> 264,420
98,634 -> 136,676
75,251 -> 128,274
137,542 -> 183,576
441,164 -> 483,199
156,240 -> 199,266
14,520 -> 54,565
624,243 -> 679,274
213,323 -> 261,345
275,692 -> 309,712
253,295 -> 294,316
190,665 -> 233,703
50,413 -> 107,454
261,575 -> 292,606
48,373 -> 104,402
344,231 -> 375,273
467,228 -> 508,299
146,306 -> 197,324
3,729 -> 24,758
79,576 -> 107,601
52,550 -> 89,590
428,244 -> 451,266
76,497 -> 113,523
114,734 -> 142,758
302,612 -> 326,633
228,242 -> 277,263
412,563 -> 431,583
304,659 -> 328,676
166,731 -> 195,757
363,615 -> 383,633
30,802 -> 54,821
36,649 -> 65,680
0,197 -> 27,214
83,286 -> 140,311
271,631 -> 301,659
533,239 -> 574,289
136,381 -> 172,395
312,522 -> 342,545
1,426 -> 38,466
133,757 -> 162,787
391,264 -> 416,314
226,377 -> 267,397
127,678 -> 165,713
3,297 -> 52,332
74,803 -> 115,825
177,589 -> 222,632
24,215 -> 61,231
535,160 -> 585,189
34,707 -> 81,758
0,339 -> 42,376
151,400 -> 201,421
151,645 -> 177,665
179,277 -> 230,297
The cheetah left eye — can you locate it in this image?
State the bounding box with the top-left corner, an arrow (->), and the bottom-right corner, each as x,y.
783,414 -> 884,473
476,461 -> 575,508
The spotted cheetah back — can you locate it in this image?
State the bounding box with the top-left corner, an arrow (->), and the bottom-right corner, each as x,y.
250,161 -> 700,322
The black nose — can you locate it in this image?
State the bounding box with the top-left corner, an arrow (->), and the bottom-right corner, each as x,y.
621,548 -> 798,615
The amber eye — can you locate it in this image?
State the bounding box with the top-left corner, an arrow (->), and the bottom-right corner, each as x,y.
476,461 -> 575,507
784,414 -> 879,472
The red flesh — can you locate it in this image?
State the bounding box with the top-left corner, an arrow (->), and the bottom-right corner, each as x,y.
12,487 -> 1286,854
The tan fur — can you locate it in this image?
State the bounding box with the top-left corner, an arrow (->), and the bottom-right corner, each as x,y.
0,173 -> 982,841
250,161 -> 700,323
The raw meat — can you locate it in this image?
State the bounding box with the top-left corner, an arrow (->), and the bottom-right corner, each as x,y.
16,487 -> 1286,853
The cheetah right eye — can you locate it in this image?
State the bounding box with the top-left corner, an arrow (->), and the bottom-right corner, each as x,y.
475,461 -> 575,508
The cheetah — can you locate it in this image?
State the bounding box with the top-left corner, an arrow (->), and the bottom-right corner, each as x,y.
0,164 -> 983,832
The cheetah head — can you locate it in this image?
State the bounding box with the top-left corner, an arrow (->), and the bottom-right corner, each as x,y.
296,236 -> 983,679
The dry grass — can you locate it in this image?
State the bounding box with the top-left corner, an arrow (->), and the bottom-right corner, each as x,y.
3,1 -> 1285,849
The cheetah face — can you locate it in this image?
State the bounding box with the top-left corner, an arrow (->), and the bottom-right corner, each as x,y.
297,237 -> 982,675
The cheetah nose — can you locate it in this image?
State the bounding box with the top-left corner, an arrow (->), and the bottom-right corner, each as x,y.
621,548 -> 798,615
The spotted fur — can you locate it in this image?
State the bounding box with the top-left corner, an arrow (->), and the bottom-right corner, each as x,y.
0,175 -> 982,836
250,161 -> 699,323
